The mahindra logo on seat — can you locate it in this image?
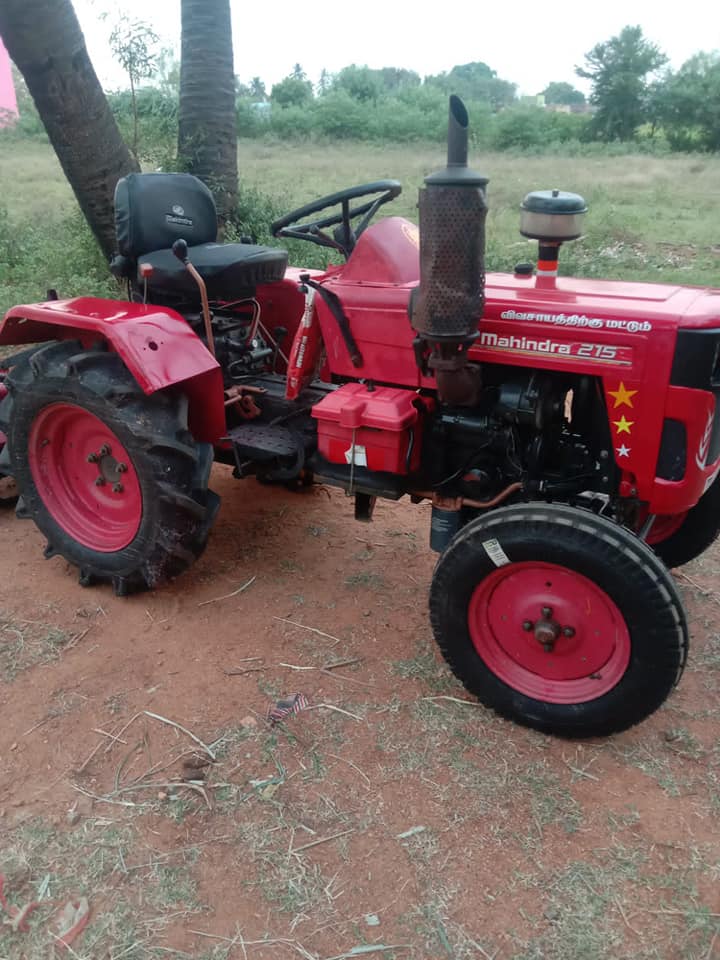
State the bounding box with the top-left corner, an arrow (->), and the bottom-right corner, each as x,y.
172,204 -> 185,216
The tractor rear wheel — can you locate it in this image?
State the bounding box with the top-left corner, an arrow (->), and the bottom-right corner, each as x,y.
645,477 -> 720,569
430,503 -> 688,737
0,341 -> 219,595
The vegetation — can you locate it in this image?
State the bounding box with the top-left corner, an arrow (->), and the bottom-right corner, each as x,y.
0,0 -> 139,258
577,25 -> 667,141
2,137 -> 719,320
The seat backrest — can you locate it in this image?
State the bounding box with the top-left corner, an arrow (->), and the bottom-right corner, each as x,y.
114,172 -> 218,259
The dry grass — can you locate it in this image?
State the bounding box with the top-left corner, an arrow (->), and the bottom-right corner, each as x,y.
2,138 -> 720,288
0,608 -> 72,681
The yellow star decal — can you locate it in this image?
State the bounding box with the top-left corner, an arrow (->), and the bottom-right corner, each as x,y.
613,415 -> 633,435
608,382 -> 638,409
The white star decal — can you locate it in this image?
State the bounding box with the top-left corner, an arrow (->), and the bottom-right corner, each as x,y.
616,444 -> 631,458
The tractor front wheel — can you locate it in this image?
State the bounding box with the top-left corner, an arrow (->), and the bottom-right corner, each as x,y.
0,341 -> 219,595
430,503 -> 688,737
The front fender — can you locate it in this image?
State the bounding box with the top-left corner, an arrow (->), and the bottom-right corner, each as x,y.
0,297 -> 225,442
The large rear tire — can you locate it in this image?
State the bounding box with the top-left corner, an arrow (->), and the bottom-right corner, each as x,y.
430,503 -> 688,738
646,477 -> 720,569
0,341 -> 220,595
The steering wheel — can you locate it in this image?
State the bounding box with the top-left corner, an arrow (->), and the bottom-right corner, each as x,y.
270,180 -> 402,259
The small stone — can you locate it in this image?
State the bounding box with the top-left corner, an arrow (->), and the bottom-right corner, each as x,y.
157,791 -> 168,801
544,906 -> 561,922
66,808 -> 80,826
364,914 -> 380,927
9,742 -> 17,752
240,715 -> 258,729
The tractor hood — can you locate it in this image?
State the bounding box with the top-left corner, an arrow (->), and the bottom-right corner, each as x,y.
321,216 -> 720,389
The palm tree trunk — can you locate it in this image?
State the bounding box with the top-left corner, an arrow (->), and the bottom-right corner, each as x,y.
0,0 -> 139,261
178,0 -> 238,223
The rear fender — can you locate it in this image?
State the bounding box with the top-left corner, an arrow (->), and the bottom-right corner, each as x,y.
0,297 -> 225,442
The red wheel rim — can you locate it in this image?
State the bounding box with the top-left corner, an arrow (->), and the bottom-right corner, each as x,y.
29,403 -> 142,552
646,512 -> 687,545
468,562 -> 631,704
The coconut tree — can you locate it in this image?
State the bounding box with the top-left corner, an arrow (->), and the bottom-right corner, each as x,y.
0,0 -> 139,260
177,0 -> 238,223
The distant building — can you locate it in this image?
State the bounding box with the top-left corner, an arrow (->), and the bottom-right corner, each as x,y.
0,36 -> 19,127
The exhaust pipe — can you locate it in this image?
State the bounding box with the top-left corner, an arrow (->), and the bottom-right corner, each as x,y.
410,96 -> 488,405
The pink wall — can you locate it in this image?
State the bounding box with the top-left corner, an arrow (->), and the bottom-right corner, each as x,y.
0,36 -> 19,126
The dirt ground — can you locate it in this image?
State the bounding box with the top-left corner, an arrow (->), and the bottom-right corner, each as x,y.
0,465 -> 719,960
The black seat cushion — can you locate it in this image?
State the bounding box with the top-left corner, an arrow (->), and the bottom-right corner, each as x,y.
139,242 -> 288,300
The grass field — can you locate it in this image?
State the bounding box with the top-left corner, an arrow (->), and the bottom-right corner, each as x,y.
1,138 -> 719,319
1,137 -> 720,959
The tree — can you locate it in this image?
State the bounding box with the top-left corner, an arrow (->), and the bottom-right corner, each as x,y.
333,65 -> 382,103
654,53 -> 720,151
542,81 -> 586,106
426,61 -> 516,110
108,16 -> 160,161
317,68 -> 331,95
270,74 -> 313,108
178,0 -> 238,222
249,77 -> 267,101
576,25 -> 667,140
0,0 -> 140,259
379,67 -> 421,92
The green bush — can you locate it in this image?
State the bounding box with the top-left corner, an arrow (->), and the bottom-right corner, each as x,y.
268,105 -> 312,141
492,107 -> 591,151
314,92 -> 372,140
0,206 -> 117,316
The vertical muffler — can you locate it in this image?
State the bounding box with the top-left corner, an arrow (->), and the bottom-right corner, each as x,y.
410,95 -> 488,405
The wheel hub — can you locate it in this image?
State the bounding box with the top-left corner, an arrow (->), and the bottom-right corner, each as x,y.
522,605 -> 576,652
87,443 -> 128,491
29,403 -> 142,552
468,561 -> 631,704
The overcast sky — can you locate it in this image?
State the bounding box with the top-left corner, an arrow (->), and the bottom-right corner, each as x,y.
74,0 -> 718,96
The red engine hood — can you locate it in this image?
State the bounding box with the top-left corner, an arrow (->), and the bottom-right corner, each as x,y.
341,216 -> 720,333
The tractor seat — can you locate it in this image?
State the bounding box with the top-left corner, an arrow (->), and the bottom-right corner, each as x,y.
138,242 -> 288,300
112,172 -> 288,300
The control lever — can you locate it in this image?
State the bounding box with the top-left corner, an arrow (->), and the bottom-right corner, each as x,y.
172,239 -> 216,357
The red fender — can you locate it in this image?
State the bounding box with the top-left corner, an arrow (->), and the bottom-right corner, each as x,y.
0,297 -> 225,442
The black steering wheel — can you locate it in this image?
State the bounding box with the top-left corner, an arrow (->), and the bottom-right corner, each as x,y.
270,180 -> 402,260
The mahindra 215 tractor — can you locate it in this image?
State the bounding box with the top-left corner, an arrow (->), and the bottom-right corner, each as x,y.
1,96 -> 718,737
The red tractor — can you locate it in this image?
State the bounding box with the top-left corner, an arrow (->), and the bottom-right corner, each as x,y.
1,96 -> 717,737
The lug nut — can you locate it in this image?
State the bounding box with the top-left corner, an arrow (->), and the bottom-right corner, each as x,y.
522,620 -> 534,631
562,626 -> 576,638
112,482 -> 124,493
99,444 -> 112,457
95,476 -> 106,487
117,462 -> 128,473
87,453 -> 99,463
541,606 -> 553,619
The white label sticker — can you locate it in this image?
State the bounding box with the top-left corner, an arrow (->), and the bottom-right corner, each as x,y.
483,538 -> 511,567
345,444 -> 367,467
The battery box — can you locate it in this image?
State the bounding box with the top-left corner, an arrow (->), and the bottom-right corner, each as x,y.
312,383 -> 421,474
